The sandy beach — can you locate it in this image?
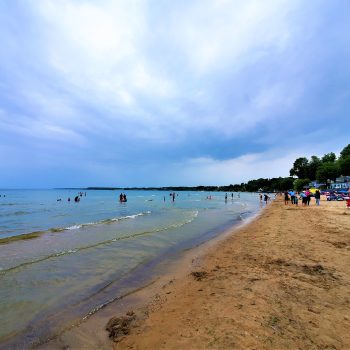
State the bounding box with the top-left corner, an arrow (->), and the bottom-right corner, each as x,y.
42,197 -> 350,349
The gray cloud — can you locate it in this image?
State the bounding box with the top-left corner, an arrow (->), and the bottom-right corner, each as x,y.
0,0 -> 349,187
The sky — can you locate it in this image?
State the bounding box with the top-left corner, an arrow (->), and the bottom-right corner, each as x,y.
0,0 -> 349,188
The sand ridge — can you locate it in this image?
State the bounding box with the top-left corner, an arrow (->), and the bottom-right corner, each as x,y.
115,198 -> 350,349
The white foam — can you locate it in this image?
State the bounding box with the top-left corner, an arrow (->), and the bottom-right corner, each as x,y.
64,211 -> 151,231
66,225 -> 82,230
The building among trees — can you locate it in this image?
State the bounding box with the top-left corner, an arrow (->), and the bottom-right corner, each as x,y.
329,176 -> 350,190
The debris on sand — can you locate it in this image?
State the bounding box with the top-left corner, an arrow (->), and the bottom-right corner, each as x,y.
191,271 -> 208,281
106,311 -> 136,342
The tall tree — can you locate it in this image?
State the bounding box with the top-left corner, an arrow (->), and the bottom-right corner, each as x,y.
308,155 -> 321,180
290,157 -> 309,178
294,178 -> 311,191
321,152 -> 336,163
316,162 -> 340,183
338,156 -> 350,175
340,144 -> 350,159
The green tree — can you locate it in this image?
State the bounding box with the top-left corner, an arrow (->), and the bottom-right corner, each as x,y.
290,157 -> 309,178
338,156 -> 350,175
269,177 -> 294,191
340,144 -> 350,159
321,152 -> 336,163
280,177 -> 295,191
294,178 -> 311,191
307,156 -> 321,180
316,162 -> 340,183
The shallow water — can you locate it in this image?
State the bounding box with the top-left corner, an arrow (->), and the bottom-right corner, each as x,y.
0,189 -> 261,348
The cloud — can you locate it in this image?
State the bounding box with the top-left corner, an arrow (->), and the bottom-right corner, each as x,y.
171,0 -> 298,74
0,0 -> 349,187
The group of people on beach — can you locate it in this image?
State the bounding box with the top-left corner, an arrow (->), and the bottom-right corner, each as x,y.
284,189 -> 321,206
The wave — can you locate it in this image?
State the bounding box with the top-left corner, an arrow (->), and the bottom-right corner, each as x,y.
238,210 -> 252,220
0,211 -> 32,218
66,225 -> 83,230
0,211 -> 152,244
0,211 -> 199,275
66,211 -> 152,230
0,208 -> 51,218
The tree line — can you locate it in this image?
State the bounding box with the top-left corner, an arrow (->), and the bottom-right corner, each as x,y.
85,144 -> 350,193
289,144 -> 350,188
229,144 -> 350,192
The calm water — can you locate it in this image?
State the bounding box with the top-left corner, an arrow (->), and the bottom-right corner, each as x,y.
0,189 -> 261,348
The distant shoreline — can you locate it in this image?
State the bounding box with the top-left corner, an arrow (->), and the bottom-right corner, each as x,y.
58,186 -> 244,191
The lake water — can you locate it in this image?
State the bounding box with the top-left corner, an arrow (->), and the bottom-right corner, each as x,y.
0,189 -> 261,348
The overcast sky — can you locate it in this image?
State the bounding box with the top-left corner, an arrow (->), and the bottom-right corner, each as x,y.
0,0 -> 349,188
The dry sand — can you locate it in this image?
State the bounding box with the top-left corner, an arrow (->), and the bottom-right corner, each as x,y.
41,197 -> 350,349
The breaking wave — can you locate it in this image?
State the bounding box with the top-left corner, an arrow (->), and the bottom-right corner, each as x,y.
0,210 -> 198,275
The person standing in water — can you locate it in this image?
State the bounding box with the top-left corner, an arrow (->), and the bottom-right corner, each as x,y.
264,194 -> 270,204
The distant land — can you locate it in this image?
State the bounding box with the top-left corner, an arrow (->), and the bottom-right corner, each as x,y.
57,143 -> 350,193
60,186 -> 225,191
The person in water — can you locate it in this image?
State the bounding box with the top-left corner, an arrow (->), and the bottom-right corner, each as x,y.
119,193 -> 127,202
264,194 -> 270,204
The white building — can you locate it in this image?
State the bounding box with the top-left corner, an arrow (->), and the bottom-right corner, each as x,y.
330,176 -> 350,189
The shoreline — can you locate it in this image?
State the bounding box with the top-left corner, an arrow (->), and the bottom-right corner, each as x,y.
37,201 -> 266,349
40,198 -> 350,349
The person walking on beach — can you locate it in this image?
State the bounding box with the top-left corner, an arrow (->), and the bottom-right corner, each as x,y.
284,191 -> 290,205
315,189 -> 321,206
289,190 -> 296,204
305,189 -> 311,206
300,192 -> 307,206
294,193 -> 299,206
259,193 -> 263,202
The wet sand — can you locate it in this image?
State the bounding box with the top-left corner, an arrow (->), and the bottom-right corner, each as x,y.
41,197 -> 350,349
